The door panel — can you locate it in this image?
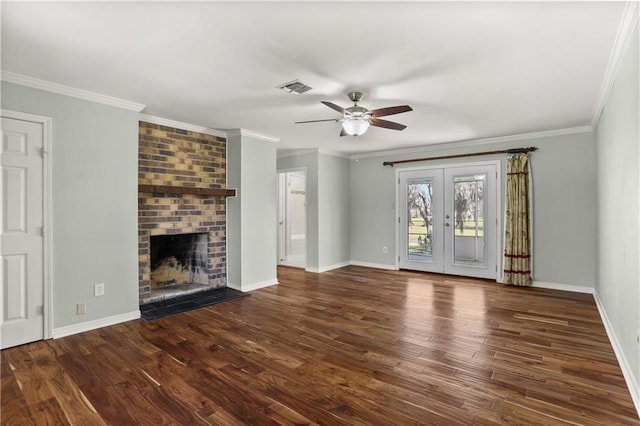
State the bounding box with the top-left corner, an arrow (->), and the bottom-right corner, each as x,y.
1,117 -> 45,349
398,163 -> 498,279
443,165 -> 497,278
398,170 -> 443,272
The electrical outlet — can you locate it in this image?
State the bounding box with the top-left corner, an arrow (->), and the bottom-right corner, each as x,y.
383,246 -> 388,254
94,283 -> 105,297
76,303 -> 86,315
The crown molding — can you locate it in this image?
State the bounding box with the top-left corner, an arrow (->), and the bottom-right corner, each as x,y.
1,70 -> 146,112
139,114 -> 226,138
276,147 -> 350,159
317,148 -> 351,159
276,148 -> 317,159
351,126 -> 593,160
226,128 -> 280,143
591,1 -> 639,128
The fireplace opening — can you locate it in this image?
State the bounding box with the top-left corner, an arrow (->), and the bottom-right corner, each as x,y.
151,232 -> 208,287
142,232 -> 213,304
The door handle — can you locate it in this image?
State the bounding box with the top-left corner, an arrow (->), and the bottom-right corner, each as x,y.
445,223 -> 450,227
445,214 -> 450,219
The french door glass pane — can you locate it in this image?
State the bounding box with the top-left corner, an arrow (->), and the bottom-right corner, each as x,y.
407,179 -> 433,258
453,174 -> 485,265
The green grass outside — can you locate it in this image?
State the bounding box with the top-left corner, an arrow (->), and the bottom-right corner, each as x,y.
408,217 -> 484,242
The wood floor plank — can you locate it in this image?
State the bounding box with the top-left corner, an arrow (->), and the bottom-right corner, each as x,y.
2,266 -> 638,425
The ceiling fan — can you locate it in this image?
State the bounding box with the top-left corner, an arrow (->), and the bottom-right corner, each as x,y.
295,91 -> 413,137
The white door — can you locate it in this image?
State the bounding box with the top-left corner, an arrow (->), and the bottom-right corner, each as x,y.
398,169 -> 444,273
399,163 -> 498,279
277,170 -> 306,268
1,117 -> 46,349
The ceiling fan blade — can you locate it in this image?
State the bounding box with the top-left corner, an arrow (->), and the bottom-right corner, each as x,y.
370,105 -> 413,118
321,101 -> 345,114
340,128 -> 348,137
371,117 -> 407,131
295,118 -> 339,124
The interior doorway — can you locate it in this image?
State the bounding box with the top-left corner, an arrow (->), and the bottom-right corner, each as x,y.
277,169 -> 306,268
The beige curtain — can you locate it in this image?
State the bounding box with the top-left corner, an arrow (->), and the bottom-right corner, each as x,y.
502,153 -> 532,286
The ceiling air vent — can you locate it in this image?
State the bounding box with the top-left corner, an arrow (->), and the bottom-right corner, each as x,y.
277,79 -> 312,95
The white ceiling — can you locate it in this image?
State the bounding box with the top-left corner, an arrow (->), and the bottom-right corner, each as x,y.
1,1 -> 628,155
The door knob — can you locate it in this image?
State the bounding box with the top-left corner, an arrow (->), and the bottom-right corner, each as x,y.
445,223 -> 450,227
445,214 -> 450,219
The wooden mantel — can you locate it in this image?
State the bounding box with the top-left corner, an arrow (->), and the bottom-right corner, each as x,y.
138,185 -> 236,197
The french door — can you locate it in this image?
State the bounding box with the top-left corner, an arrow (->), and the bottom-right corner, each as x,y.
398,163 -> 498,279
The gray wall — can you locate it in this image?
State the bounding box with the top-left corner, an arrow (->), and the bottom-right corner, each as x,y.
2,81 -> 139,328
595,26 -> 639,383
318,153 -> 351,269
350,131 -> 598,288
227,137 -> 242,284
228,132 -> 278,290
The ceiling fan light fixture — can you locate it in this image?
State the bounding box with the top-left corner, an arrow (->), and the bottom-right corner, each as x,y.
342,118 -> 370,136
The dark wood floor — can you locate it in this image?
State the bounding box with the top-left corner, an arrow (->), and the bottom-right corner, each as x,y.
2,266 -> 638,425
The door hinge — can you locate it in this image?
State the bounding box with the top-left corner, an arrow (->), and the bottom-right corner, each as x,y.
398,217 -> 400,223
40,148 -> 48,158
37,226 -> 44,237
36,305 -> 44,316
398,256 -> 400,262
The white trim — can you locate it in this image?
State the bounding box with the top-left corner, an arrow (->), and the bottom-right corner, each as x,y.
352,126 -> 592,160
317,148 -> 351,159
593,292 -> 640,416
138,114 -> 226,138
227,278 -> 279,292
277,148 -> 317,159
1,109 -> 53,340
52,310 -> 141,339
531,280 -> 595,294
277,147 -> 351,159
226,128 -> 280,143
1,71 -> 146,112
591,1 -> 640,128
306,261 -> 351,273
349,261 -> 399,271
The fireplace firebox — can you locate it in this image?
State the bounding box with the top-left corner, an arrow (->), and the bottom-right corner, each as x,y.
150,233 -> 208,288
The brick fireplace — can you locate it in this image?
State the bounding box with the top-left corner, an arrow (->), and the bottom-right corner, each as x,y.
138,121 -> 232,303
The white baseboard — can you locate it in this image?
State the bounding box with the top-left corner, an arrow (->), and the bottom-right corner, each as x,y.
52,310 -> 140,339
531,280 -> 595,294
306,261 -> 351,274
227,278 -> 278,292
349,260 -> 399,271
593,292 -> 640,417
306,261 -> 400,274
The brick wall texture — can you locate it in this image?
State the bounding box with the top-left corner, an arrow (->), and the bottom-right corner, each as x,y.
138,121 -> 227,295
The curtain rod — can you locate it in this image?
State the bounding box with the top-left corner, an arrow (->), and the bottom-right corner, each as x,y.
382,146 -> 538,167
